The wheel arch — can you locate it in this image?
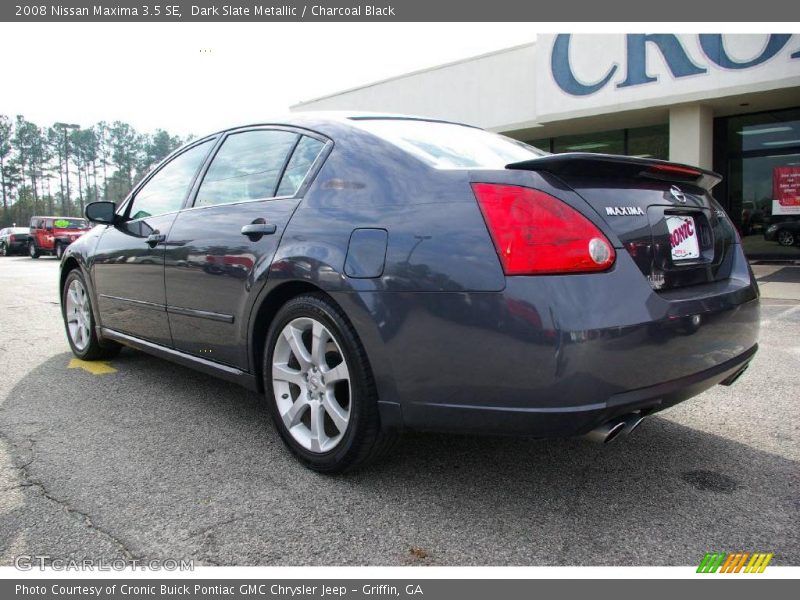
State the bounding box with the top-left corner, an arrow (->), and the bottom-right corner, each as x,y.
249,280 -> 335,393
59,254 -> 106,335
248,278 -> 403,429
59,256 -> 82,296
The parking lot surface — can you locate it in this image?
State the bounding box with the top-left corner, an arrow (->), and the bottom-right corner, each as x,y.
0,256 -> 798,566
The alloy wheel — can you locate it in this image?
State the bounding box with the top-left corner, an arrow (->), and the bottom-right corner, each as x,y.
271,317 -> 351,453
65,278 -> 92,351
778,230 -> 795,246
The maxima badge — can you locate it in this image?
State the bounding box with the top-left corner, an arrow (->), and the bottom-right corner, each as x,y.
605,206 -> 645,216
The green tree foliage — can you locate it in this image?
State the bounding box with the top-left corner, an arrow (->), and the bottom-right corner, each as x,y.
0,115 -> 186,227
0,115 -> 13,223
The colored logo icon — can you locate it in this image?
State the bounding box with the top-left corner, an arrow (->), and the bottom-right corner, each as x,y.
697,552 -> 773,573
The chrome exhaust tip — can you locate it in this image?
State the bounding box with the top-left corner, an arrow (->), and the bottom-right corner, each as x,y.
620,413 -> 646,437
583,419 -> 626,444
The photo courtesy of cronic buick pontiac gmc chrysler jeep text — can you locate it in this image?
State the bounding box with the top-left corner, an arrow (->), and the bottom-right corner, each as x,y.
59,114 -> 760,472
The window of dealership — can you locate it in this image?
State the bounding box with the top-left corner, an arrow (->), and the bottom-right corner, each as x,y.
528,124 -> 670,160
294,34 -> 800,258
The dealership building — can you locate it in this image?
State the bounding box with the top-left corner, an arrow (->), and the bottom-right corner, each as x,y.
293,34 -> 800,257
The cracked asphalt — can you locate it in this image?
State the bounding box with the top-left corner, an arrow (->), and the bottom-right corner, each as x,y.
0,256 -> 798,566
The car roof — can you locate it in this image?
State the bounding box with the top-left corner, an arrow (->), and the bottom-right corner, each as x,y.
200,111 -> 480,140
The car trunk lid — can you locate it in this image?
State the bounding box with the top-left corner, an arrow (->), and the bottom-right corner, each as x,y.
506,153 -> 739,291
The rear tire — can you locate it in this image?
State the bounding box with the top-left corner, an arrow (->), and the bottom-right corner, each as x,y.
28,242 -> 40,259
62,269 -> 121,360
56,243 -> 64,260
0,243 -> 7,257
263,293 -> 398,473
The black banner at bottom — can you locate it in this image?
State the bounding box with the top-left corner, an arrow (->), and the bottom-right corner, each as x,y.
3,579 -> 795,600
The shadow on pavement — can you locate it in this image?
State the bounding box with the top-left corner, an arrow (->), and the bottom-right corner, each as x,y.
754,266 -> 800,284
1,349 -> 797,566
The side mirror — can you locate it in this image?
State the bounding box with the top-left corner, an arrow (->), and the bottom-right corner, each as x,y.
85,201 -> 118,225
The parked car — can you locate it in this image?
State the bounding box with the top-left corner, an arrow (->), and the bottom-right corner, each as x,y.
60,114 -> 759,472
764,219 -> 800,246
0,227 -> 31,256
29,216 -> 90,259
741,200 -> 766,235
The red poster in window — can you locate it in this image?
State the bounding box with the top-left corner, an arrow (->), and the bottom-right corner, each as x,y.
774,166 -> 800,207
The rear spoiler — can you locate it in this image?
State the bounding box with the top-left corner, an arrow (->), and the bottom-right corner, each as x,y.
506,153 -> 722,192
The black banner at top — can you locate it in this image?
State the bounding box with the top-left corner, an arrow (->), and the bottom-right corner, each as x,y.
4,0 -> 800,22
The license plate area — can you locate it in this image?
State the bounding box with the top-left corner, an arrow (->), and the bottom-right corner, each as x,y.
666,215 -> 700,261
648,207 -> 715,270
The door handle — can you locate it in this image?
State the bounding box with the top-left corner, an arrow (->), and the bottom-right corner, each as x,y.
146,232 -> 166,247
241,221 -> 277,239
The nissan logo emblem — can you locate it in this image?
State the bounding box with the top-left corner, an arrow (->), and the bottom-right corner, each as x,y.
670,185 -> 687,204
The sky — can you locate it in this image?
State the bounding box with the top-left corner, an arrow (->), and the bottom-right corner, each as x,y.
0,23 -> 538,137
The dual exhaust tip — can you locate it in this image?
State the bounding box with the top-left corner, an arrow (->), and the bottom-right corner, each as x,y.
584,412 -> 646,444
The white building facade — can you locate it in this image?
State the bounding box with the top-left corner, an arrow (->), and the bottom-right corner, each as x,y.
293,34 -> 800,256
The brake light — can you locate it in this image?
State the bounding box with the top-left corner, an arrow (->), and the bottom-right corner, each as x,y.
471,183 -> 615,275
646,163 -> 702,178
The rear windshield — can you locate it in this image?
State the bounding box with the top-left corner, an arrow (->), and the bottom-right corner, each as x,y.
351,118 -> 547,169
51,218 -> 89,229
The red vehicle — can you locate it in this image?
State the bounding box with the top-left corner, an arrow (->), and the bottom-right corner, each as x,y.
28,216 -> 90,259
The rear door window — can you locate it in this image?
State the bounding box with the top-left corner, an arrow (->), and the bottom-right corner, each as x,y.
276,136 -> 326,197
194,130 -> 299,208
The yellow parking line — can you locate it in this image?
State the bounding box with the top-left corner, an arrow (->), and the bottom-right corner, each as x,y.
67,358 -> 117,375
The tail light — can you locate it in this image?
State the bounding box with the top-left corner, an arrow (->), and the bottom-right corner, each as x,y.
8,235 -> 14,243
471,183 -> 615,275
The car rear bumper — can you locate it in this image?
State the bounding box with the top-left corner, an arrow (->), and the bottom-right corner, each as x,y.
401,343 -> 756,437
344,243 -> 761,437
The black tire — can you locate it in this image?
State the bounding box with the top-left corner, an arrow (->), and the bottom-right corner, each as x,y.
61,268 -> 122,360
56,243 -> 64,260
777,230 -> 795,247
0,243 -> 7,257
28,242 -> 40,259
263,293 -> 398,473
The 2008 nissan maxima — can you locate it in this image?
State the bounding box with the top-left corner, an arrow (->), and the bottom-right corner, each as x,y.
60,114 -> 759,472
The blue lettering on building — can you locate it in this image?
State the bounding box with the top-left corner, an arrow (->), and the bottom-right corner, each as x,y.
551,34 -> 800,96
699,34 -> 791,69
551,34 -> 618,96
616,34 -> 706,88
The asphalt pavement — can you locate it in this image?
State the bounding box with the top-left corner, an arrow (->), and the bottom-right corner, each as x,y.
0,255 -> 798,566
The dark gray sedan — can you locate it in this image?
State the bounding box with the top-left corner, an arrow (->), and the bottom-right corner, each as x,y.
0,227 -> 31,256
59,114 -> 759,472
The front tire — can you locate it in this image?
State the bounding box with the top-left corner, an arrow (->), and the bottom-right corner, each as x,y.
263,293 -> 397,473
28,242 -> 40,259
62,269 -> 121,360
